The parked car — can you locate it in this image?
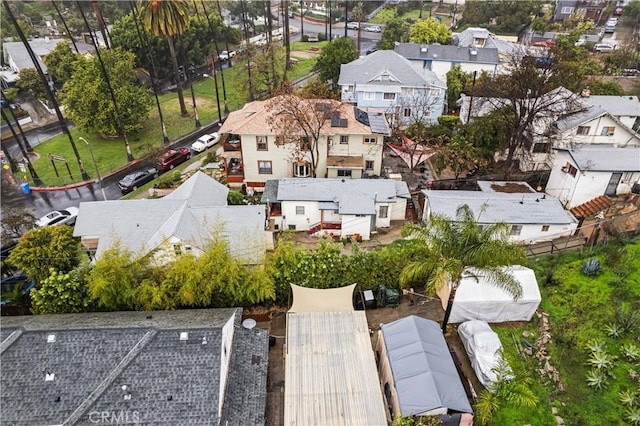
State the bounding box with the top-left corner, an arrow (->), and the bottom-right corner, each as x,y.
594,43 -> 615,53
36,207 -> 79,227
613,6 -> 623,16
365,25 -> 382,32
604,22 -> 616,33
191,132 -> 221,153
346,22 -> 359,30
117,167 -> 159,194
218,50 -> 236,61
158,147 -> 191,171
0,274 -> 35,306
458,320 -> 512,388
366,46 -> 379,55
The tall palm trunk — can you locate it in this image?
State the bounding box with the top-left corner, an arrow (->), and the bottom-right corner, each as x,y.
1,108 -> 42,185
77,2 -> 134,161
130,0 -> 169,145
283,0 -> 290,73
3,0 -> 89,180
201,0 -> 228,116
441,280 -> 459,333
240,0 -> 254,100
168,36 -> 189,116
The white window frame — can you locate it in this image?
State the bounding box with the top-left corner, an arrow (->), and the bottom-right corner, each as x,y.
429,88 -> 440,97
403,107 -> 412,117
294,163 -> 310,177
363,92 -> 375,101
295,206 -> 305,215
601,126 -> 615,136
510,225 -> 523,236
337,169 -> 352,177
363,136 -> 377,144
577,125 -> 590,135
561,6 -> 574,14
379,205 -> 389,219
365,160 -> 374,171
340,135 -> 349,144
258,160 -> 272,174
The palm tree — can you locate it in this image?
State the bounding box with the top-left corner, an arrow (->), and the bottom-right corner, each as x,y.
400,204 -> 526,333
139,0 -> 190,117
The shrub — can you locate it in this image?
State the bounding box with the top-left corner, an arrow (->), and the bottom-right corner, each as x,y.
582,258 -> 602,276
155,170 -> 182,189
302,34 -> 309,42
318,32 -> 327,41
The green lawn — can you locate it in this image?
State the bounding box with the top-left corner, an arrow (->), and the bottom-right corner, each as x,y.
26,48 -> 318,187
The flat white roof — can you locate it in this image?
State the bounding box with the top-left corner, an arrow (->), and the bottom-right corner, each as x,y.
284,311 -> 387,425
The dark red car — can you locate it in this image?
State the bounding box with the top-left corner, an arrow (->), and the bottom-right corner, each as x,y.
158,147 -> 190,171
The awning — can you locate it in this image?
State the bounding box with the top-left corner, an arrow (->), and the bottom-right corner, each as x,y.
289,284 -> 356,313
388,135 -> 436,169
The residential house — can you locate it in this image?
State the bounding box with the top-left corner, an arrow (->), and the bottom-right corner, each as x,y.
546,146 -> 640,209
376,316 -> 474,424
553,0 -> 610,22
217,98 -> 389,192
582,94 -> 640,132
73,171 -> 267,264
459,87 -> 640,171
0,308 -> 268,426
394,42 -> 499,83
421,181 -> 579,243
261,178 -> 410,240
285,284 -> 388,425
452,27 -> 527,67
338,50 -> 446,126
2,38 -> 94,75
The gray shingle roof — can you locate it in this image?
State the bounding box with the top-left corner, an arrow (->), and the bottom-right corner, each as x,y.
261,178 -> 410,216
0,309 -> 268,426
2,39 -> 94,72
422,190 -> 577,225
554,105 -> 607,132
562,146 -> 640,172
394,42 -> 499,65
453,27 -> 522,56
338,50 -> 444,88
583,95 -> 640,118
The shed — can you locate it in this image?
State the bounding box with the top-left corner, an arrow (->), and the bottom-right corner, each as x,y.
377,316 -> 474,424
448,265 -> 542,323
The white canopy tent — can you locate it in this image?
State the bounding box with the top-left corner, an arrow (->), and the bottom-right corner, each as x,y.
444,265 -> 542,323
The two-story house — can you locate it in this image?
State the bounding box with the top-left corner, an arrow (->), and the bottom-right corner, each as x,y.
337,50 -> 446,127
217,97 -> 389,193
553,0 -> 610,22
582,94 -> 640,133
394,42 -> 499,83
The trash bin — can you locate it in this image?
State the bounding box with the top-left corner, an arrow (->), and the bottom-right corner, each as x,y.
20,182 -> 30,194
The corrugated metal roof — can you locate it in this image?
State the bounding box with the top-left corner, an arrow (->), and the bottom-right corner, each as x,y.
284,311 -> 387,425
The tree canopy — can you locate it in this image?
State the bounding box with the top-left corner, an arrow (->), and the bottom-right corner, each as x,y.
43,41 -> 78,85
409,18 -> 452,45
7,225 -> 81,284
31,267 -> 95,314
379,17 -> 410,50
61,47 -> 152,136
315,37 -> 359,85
462,0 -> 545,32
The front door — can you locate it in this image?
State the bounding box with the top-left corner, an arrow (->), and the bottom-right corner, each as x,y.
605,173 -> 622,196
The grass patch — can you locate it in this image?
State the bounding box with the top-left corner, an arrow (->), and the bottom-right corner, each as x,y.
26,46 -> 319,187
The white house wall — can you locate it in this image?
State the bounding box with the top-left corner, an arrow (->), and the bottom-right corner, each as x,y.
510,223 -> 578,244
342,215 -> 372,240
428,60 -> 496,82
279,201 -> 321,231
557,115 -> 640,148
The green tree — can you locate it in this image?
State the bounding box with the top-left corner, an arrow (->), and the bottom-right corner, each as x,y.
434,135 -> 484,180
61,47 -> 152,136
31,266 -> 95,314
43,41 -> 78,85
297,76 -> 339,100
474,361 -> 538,425
139,0 -> 191,116
626,0 -> 640,20
7,225 -> 81,285
16,68 -> 47,104
379,17 -> 410,50
400,204 -> 526,332
587,80 -> 626,96
315,36 -> 359,86
446,65 -> 473,112
409,18 -> 452,45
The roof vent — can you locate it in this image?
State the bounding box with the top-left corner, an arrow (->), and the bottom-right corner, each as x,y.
45,372 -> 55,381
242,318 -> 257,329
202,336 -> 208,345
470,49 -> 478,56
47,334 -> 56,343
179,332 -> 189,341
124,393 -> 132,401
420,46 -> 428,52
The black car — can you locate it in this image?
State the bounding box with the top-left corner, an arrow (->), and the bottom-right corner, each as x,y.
118,167 -> 159,194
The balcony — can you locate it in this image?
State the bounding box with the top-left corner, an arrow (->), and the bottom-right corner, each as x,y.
223,134 -> 242,152
224,158 -> 244,183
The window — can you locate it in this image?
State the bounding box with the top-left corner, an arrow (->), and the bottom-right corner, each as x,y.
510,225 -> 523,236
621,172 -> 634,183
346,85 -> 353,92
340,135 -> 349,144
379,205 -> 389,219
288,224 -> 296,230
258,160 -> 272,174
429,88 -> 440,97
383,92 -> 396,100
363,136 -> 377,144
173,244 -> 182,255
568,164 -> 578,177
256,136 -> 268,151
532,142 -> 550,153
561,6 -> 574,14
363,92 -> 375,100
295,206 -> 305,215
577,126 -> 590,135
601,126 -> 615,136
294,163 -> 310,177
403,107 -> 412,117
337,169 -> 352,177
542,225 -> 550,232
365,160 -> 374,171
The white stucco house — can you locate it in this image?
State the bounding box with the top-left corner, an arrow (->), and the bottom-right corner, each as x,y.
217,97 -> 389,192
546,146 -> 640,209
394,42 -> 499,83
260,178 -> 410,240
459,88 -> 640,171
337,50 -> 446,127
421,181 -> 578,243
73,172 -> 267,265
582,95 -> 640,133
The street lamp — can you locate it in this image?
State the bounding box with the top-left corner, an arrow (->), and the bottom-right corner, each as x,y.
78,136 -> 107,201
188,64 -> 201,128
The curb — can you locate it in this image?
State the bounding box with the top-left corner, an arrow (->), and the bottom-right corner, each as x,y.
30,160 -> 142,192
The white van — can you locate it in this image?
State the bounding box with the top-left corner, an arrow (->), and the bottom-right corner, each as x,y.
594,43 -> 615,53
